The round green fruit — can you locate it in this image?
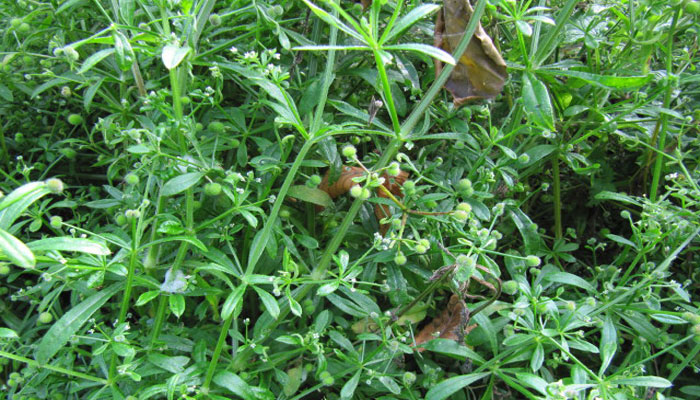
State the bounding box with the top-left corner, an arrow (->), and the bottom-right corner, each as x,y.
38,312 -> 53,324
46,178 -> 65,194
18,22 -> 31,33
209,13 -> 222,26
124,173 -> 139,185
204,182 -> 222,196
208,121 -> 225,133
67,113 -> 83,125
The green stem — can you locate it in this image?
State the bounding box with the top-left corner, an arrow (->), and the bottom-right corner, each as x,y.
108,218 -> 140,382
552,151 -> 562,239
149,295 -> 168,347
202,315 -> 234,391
245,137 -> 316,275
649,7 -> 680,202
0,350 -> 108,385
373,50 -> 401,135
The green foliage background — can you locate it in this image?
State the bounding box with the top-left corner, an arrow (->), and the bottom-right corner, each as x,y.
0,0 -> 699,399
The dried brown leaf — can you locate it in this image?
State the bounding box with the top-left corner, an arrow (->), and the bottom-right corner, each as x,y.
435,0 -> 508,105
413,294 -> 477,352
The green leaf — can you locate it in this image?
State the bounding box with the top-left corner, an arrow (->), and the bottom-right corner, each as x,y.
119,0 -> 135,25
515,372 -> 548,395
594,191 -> 642,206
140,235 -> 207,252
384,43 -> 455,65
213,371 -> 256,400
286,185 -> 333,207
0,181 -> 50,229
0,327 -> 19,339
426,372 -> 490,400
0,228 -> 35,269
113,30 -> 135,72
221,285 -> 246,320
161,172 -> 205,196
599,315 -> 617,375
383,4 -> 440,44
538,69 -> 652,90
521,72 -> 554,131
531,342 -> 544,372
419,339 -> 486,363
36,283 -> 121,364
83,77 -> 104,112
340,370 -> 361,399
605,234 -> 637,249
610,376 -> 672,388
316,281 -> 340,297
161,44 -> 191,70
379,376 -> 401,394
253,286 -> 280,320
169,294 -> 185,318
27,237 -> 111,255
301,0 -> 365,42
78,48 -> 115,74
147,353 -> 189,374
507,206 -> 542,254
544,271 -> 595,292
288,291 -> 302,317
135,290 -> 160,306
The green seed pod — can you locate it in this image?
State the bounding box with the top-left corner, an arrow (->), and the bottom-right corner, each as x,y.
38,311 -> 53,324
46,178 -> 65,194
204,182 -> 222,197
209,13 -> 222,26
49,216 -> 63,228
502,280 -> 518,295
342,145 -> 357,158
0,263 -> 10,275
124,173 -> 140,185
18,22 -> 31,34
208,121 -> 225,133
67,113 -> 83,125
394,252 -> 407,266
526,255 -> 541,267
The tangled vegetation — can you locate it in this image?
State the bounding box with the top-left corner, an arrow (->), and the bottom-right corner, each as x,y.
1,0 -> 699,399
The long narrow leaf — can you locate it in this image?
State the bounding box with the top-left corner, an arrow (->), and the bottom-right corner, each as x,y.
382,4 -> 440,44
36,284 -> 121,363
0,228 -> 35,269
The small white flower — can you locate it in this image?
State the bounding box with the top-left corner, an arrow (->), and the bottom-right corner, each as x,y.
236,188 -> 245,194
243,51 -> 257,60
250,343 -> 256,349
229,46 -> 238,54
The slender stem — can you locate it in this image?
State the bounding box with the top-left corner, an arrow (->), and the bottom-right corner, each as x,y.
0,350 -> 108,385
149,295 -> 168,347
202,315 -> 234,391
373,50 -> 401,135
552,151 -> 562,239
649,7 -> 680,202
108,218 -> 140,382
245,138 -> 316,275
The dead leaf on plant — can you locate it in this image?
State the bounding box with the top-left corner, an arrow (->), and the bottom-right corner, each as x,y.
413,294 -> 477,352
319,165 -> 408,234
434,0 -> 508,105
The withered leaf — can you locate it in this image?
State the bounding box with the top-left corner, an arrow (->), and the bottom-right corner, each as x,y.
413,294 -> 477,352
434,0 -> 508,105
319,165 -> 408,234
